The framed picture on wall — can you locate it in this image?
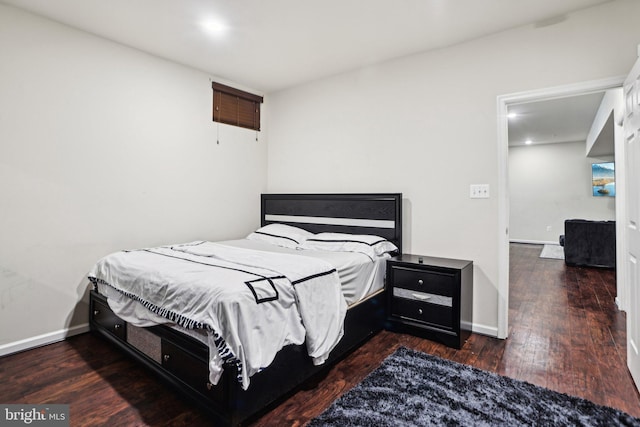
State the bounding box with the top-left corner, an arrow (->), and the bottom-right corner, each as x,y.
591,162 -> 615,197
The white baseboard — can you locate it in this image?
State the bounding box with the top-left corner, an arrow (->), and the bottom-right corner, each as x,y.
471,322 -> 500,338
0,323 -> 90,357
0,322 -> 504,356
510,239 -> 559,246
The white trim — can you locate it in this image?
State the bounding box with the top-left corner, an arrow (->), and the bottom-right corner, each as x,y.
509,239 -> 560,245
497,76 -> 626,341
497,91 -> 510,339
470,322 -> 498,337
264,214 -> 396,229
0,323 -> 89,357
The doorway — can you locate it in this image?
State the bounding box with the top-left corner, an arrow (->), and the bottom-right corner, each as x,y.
496,76 -> 625,339
507,93 -> 615,248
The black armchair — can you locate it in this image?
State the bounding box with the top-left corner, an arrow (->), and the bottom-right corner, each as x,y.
561,219 -> 616,269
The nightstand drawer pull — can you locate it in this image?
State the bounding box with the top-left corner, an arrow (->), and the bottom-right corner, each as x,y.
393,288 -> 452,307
417,279 -> 424,285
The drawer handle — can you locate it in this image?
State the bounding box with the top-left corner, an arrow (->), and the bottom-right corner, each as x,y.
163,354 -> 170,362
412,293 -> 431,301
418,308 -> 423,315
417,279 -> 424,286
93,310 -> 100,316
114,324 -> 122,330
206,382 -> 213,390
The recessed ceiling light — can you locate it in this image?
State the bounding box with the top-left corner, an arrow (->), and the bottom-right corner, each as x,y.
507,112 -> 518,119
525,139 -> 533,145
201,19 -> 228,36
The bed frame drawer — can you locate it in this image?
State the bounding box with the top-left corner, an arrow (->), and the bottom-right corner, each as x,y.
91,297 -> 126,340
161,340 -> 224,402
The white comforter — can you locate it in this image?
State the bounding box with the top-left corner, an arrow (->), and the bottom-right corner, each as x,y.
88,241 -> 347,390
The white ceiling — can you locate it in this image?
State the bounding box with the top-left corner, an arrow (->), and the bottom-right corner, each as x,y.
0,0 -> 613,93
508,92 -> 607,148
2,0 -> 616,148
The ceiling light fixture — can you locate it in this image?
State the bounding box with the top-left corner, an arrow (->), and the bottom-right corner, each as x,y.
525,139 -> 533,145
507,112 -> 518,119
201,19 -> 228,36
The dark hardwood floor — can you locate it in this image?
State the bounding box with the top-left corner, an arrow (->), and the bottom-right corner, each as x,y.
1,243 -> 638,426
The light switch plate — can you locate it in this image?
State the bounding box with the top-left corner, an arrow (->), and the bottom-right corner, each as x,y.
470,184 -> 490,199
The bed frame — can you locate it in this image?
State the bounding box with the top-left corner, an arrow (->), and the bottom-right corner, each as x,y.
89,193 -> 402,426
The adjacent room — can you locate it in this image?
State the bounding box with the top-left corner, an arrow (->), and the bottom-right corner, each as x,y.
2,0 -> 640,425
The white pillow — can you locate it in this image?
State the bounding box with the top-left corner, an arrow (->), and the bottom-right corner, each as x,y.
301,232 -> 398,259
246,223 -> 314,249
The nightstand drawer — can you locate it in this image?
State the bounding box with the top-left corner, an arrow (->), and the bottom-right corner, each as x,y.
391,297 -> 454,329
391,266 -> 455,296
392,288 -> 453,307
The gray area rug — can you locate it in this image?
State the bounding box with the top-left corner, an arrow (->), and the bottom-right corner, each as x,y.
540,244 -> 565,260
308,347 -> 640,426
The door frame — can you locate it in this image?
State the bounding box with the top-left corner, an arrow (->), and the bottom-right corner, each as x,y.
496,76 -> 626,339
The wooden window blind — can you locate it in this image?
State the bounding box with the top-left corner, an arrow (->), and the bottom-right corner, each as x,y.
212,82 -> 263,131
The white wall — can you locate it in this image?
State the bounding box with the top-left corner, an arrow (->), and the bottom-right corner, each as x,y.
509,141 -> 615,244
587,89 -> 623,156
267,0 -> 640,335
0,5 -> 268,352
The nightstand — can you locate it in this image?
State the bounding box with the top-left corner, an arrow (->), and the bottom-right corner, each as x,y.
386,254 -> 473,349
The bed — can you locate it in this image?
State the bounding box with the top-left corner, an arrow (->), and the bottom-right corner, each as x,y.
88,193 -> 402,425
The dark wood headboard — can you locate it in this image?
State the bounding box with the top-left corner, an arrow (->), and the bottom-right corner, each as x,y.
261,193 -> 402,254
